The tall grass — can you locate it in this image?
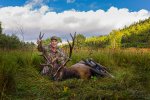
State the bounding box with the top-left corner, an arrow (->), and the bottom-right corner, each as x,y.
0,48 -> 150,99
0,51 -> 17,99
0,50 -> 42,99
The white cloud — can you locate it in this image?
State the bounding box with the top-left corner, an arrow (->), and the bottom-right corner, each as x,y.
0,5 -> 149,42
67,0 -> 75,3
25,0 -> 44,8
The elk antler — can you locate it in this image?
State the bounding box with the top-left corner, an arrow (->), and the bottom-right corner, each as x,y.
37,32 -> 45,52
64,32 -> 76,66
53,32 -> 76,77
37,32 -> 54,68
39,32 -> 44,40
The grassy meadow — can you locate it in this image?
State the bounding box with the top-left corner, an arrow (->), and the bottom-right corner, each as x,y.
0,48 -> 150,100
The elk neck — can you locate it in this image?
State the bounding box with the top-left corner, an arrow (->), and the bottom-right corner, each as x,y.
62,67 -> 80,79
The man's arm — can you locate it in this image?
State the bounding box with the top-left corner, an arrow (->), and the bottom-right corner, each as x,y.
37,40 -> 46,53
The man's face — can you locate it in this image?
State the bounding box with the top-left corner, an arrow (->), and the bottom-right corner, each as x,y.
51,39 -> 58,48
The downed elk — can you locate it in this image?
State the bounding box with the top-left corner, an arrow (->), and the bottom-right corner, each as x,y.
52,33 -> 114,81
53,59 -> 114,81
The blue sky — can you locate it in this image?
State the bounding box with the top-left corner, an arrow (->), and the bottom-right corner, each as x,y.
0,0 -> 150,12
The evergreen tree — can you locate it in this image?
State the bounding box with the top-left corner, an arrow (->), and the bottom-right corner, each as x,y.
0,22 -> 2,34
76,34 -> 86,48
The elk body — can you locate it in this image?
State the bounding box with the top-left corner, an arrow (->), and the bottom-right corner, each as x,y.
54,62 -> 92,80
53,60 -> 114,81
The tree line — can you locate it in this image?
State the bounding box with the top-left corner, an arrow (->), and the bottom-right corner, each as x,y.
0,22 -> 35,50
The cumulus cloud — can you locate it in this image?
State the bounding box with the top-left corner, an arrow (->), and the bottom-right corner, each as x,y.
0,5 -> 149,42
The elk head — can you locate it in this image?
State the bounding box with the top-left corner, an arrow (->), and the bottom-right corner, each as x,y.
53,33 -> 76,81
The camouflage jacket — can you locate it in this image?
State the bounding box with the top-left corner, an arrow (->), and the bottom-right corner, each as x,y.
39,45 -> 67,68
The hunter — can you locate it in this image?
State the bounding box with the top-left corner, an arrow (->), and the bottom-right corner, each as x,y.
37,36 -> 67,75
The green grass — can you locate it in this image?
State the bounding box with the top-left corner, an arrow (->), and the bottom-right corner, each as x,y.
0,48 -> 150,99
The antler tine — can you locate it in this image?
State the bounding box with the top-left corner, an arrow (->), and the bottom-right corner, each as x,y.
39,32 -> 45,40
41,33 -> 44,39
70,32 -> 76,43
70,33 -> 74,40
71,32 -> 76,48
39,32 -> 41,39
67,39 -> 72,58
68,32 -> 76,58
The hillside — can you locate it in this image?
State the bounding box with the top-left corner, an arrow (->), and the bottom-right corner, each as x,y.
85,17 -> 150,48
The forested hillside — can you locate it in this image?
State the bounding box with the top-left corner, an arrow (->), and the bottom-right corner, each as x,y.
85,17 -> 150,48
